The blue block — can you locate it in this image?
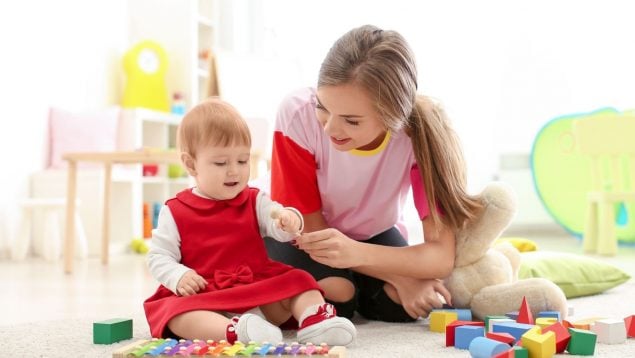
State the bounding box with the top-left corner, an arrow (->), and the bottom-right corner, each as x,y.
432,308 -> 472,321
538,311 -> 561,321
468,337 -> 510,358
506,311 -> 519,320
492,322 -> 535,342
455,325 -> 485,350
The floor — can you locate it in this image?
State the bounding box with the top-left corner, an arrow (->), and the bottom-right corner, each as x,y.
2,229 -> 635,327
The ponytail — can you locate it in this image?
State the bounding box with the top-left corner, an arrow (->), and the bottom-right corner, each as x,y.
408,95 -> 482,231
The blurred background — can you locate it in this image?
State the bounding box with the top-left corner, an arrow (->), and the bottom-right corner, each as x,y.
1,0 -> 634,258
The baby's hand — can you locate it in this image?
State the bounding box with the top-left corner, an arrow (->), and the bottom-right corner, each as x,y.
271,208 -> 301,235
176,270 -> 207,296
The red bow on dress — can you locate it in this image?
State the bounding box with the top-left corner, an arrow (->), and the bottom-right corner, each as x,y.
213,264 -> 254,289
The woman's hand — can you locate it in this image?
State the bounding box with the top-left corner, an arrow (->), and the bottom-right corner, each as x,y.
389,277 -> 452,319
176,270 -> 207,296
296,228 -> 363,269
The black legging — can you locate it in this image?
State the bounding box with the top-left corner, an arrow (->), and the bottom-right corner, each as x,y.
264,227 -> 416,322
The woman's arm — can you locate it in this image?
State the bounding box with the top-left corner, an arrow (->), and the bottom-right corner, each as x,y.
297,215 -> 455,279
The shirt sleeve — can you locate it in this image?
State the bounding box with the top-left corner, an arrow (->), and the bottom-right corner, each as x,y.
410,165 -> 431,220
146,205 -> 192,294
270,91 -> 322,214
256,191 -> 304,242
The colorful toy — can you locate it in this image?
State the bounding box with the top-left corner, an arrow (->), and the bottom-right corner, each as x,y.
531,108 -> 635,243
429,310 -> 457,333
445,320 -> 484,347
122,40 -> 170,112
468,336 -> 509,358
93,318 -> 133,344
567,328 -> 597,355
112,340 -> 346,357
591,318 -> 628,344
444,182 -> 568,321
626,315 -> 635,337
543,321 -> 571,353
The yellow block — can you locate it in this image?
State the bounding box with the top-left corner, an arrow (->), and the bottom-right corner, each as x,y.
536,317 -> 558,329
495,237 -> 538,252
429,311 -> 458,333
522,329 -> 556,358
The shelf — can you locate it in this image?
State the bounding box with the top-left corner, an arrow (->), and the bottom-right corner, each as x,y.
198,15 -> 214,28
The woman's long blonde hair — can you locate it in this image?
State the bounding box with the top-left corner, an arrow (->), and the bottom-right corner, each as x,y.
318,25 -> 482,231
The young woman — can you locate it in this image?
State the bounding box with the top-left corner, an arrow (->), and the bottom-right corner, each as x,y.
144,98 -> 356,345
265,25 -> 483,322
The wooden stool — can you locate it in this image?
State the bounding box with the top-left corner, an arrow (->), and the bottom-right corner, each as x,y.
11,198 -> 87,261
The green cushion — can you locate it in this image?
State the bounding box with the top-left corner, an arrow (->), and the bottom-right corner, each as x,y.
518,251 -> 631,298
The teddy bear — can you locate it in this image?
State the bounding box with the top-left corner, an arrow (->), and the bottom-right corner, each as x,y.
444,182 -> 568,321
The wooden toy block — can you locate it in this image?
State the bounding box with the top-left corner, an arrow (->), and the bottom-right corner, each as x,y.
93,318 -> 133,344
567,328 -> 597,356
520,329 -> 555,358
591,318 -> 627,344
512,346 -> 529,358
445,320 -> 484,347
486,316 -> 515,332
542,322 -> 571,353
626,315 -> 635,337
506,311 -> 519,320
468,336 -> 510,358
112,340 -> 347,357
429,311 -> 458,333
491,322 -> 535,342
535,317 -> 558,329
432,307 -> 472,321
571,316 -> 606,330
516,297 -> 534,325
455,325 -> 485,350
493,348 -> 514,358
537,311 -> 561,321
487,331 -> 515,345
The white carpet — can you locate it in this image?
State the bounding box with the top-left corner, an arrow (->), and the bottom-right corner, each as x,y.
3,281 -> 634,357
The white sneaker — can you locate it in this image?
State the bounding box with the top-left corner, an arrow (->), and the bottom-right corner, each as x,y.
226,313 -> 283,344
297,303 -> 356,346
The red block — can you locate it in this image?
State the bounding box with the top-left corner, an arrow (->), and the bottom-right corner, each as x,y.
487,331 -> 516,345
494,349 -> 514,358
543,322 -> 571,353
625,315 -> 635,338
445,320 -> 485,347
517,296 -> 534,325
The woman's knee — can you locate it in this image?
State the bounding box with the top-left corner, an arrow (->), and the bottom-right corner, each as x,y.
318,276 -> 355,302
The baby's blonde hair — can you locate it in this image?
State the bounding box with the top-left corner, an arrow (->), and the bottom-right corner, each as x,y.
177,98 -> 251,158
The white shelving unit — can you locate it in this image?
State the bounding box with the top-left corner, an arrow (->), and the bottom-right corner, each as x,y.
117,108 -> 191,238
127,0 -> 218,109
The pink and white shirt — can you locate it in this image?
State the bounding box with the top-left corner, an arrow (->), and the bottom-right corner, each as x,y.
271,87 -> 430,241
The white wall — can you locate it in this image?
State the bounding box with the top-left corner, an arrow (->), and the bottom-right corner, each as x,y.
0,0 -> 128,257
251,0 -> 635,191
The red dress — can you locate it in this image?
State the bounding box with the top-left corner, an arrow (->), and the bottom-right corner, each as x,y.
144,187 -> 321,338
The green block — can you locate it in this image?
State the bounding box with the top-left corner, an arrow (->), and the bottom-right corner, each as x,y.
93,318 -> 133,344
567,328 -> 597,355
513,346 -> 528,358
485,315 -> 511,332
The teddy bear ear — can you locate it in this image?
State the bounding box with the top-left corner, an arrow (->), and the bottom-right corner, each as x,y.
454,182 -> 517,267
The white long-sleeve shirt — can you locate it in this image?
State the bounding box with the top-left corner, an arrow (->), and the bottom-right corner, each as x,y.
147,188 -> 303,294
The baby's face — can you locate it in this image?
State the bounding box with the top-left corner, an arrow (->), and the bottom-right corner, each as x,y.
192,144 -> 251,200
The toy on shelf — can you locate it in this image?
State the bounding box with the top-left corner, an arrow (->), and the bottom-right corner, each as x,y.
122,40 -> 170,112
112,339 -> 346,357
94,318 -> 133,344
171,92 -> 186,115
